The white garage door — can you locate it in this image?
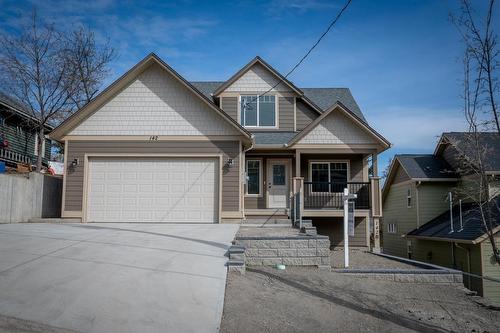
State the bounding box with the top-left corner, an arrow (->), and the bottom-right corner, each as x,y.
86,157 -> 219,223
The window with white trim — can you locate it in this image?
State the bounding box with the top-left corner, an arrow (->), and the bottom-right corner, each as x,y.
407,187 -> 412,208
387,223 -> 396,234
310,161 -> 348,192
246,159 -> 262,196
240,95 -> 276,127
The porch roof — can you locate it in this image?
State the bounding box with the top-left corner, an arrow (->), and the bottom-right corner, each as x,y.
253,131 -> 297,147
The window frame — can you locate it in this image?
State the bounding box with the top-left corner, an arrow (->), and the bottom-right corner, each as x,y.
239,95 -> 278,129
406,187 -> 412,208
245,158 -> 263,197
308,160 -> 350,194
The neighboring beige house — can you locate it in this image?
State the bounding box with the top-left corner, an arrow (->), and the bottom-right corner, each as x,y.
382,132 -> 500,303
50,53 -> 390,249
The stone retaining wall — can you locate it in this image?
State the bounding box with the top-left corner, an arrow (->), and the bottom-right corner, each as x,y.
334,271 -> 463,284
234,235 -> 330,267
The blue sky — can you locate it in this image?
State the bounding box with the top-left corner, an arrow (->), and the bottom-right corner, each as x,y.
1,0 -> 495,173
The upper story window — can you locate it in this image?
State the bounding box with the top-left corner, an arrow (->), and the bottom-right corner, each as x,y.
240,95 -> 276,128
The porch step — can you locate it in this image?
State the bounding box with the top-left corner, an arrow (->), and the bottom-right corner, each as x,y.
241,218 -> 292,227
227,245 -> 246,274
301,226 -> 318,236
293,219 -> 313,228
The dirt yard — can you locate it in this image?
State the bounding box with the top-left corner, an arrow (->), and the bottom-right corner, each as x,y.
330,249 -> 421,269
220,267 -> 500,333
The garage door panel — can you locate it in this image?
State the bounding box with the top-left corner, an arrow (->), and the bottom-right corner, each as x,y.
87,158 -> 218,223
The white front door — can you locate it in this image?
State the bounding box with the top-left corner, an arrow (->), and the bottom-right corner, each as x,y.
267,160 -> 289,208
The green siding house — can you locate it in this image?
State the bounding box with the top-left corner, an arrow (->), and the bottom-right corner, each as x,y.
382,133 -> 500,304
0,92 -> 52,168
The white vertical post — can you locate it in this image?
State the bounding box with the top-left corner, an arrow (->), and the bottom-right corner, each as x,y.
459,199 -> 463,231
344,187 -> 349,268
449,192 -> 454,233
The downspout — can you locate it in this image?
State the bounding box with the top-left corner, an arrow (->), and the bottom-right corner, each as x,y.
415,181 -> 421,228
241,135 -> 255,220
455,242 -> 471,289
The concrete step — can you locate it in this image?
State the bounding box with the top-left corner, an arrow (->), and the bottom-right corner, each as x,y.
28,218 -> 80,223
301,226 -> 318,236
242,219 -> 292,225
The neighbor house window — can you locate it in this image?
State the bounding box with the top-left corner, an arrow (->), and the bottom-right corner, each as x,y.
310,161 -> 348,192
240,95 -> 276,127
246,159 -> 262,196
407,188 -> 412,208
387,223 -> 396,234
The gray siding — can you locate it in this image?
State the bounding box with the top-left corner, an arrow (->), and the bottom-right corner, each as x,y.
220,96 -> 238,121
65,140 -> 240,212
296,100 -> 318,131
278,97 -> 294,131
393,164 -> 410,184
481,237 -> 500,302
382,182 -> 452,258
382,182 -> 417,257
312,217 -> 368,248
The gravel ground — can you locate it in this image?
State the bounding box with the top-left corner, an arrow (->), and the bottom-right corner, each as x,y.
331,249 -> 421,269
220,267 -> 500,333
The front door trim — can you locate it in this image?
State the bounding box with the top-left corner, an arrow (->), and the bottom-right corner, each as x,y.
266,159 -> 291,209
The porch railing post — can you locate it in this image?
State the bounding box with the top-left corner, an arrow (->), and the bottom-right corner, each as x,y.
370,176 -> 382,253
291,177 -> 304,228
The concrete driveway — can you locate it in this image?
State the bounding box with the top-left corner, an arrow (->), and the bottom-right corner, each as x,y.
0,223 -> 239,333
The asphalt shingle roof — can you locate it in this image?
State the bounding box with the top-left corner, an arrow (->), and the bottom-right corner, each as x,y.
396,154 -> 457,179
406,198 -> 500,242
189,81 -> 366,121
442,132 -> 500,172
252,132 -> 297,146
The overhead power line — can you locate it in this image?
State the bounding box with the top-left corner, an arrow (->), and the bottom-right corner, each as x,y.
242,0 -> 353,114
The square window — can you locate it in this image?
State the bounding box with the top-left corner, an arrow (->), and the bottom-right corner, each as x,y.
241,95 -> 276,127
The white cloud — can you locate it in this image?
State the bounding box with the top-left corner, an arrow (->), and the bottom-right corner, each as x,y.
368,106 -> 467,150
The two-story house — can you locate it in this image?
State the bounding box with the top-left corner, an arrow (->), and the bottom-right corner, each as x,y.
0,91 -> 52,169
382,132 -> 500,303
49,53 -> 390,250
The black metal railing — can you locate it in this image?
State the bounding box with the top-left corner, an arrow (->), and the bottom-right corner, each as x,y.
303,182 -> 370,209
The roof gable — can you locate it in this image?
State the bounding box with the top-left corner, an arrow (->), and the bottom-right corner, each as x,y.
50,54 -> 251,141
69,63 -> 242,136
213,57 -> 303,97
288,102 -> 390,149
435,132 -> 500,172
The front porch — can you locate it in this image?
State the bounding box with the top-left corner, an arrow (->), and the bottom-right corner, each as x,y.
243,150 -> 381,218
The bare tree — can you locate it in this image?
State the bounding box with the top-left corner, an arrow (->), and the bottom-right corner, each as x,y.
0,10 -> 115,171
63,27 -> 115,109
452,0 -> 499,133
451,46 -> 500,264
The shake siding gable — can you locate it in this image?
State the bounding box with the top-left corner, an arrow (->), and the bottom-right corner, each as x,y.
69,64 -> 240,136
224,63 -> 294,93
297,110 -> 375,145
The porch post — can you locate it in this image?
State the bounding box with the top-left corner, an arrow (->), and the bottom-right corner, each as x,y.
295,150 -> 301,178
372,153 -> 378,177
370,176 -> 382,253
